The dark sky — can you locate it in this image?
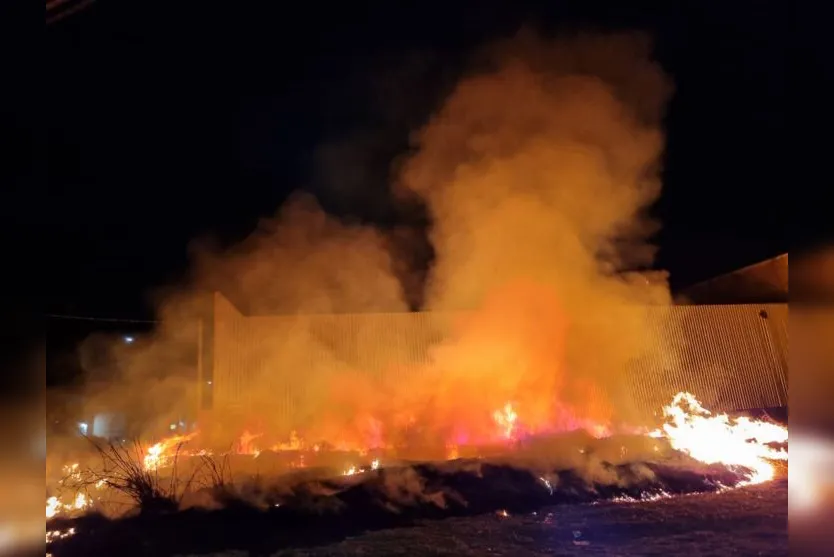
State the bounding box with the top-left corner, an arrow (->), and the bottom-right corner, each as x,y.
40,0 -> 794,327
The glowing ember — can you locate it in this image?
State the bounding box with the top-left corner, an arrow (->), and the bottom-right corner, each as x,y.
46,528 -> 76,543
609,490 -> 672,503
342,459 -> 380,476
651,392 -> 788,484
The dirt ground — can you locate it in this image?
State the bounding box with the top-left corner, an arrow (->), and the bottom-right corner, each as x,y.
176,478 -> 786,557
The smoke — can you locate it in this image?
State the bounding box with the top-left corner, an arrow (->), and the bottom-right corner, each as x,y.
192,192 -> 410,316
386,31 -> 673,437
52,31 -> 675,461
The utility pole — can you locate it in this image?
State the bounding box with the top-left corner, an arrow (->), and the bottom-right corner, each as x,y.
196,319 -> 204,418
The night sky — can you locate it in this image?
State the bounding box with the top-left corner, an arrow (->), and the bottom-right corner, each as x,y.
36,1 -> 798,360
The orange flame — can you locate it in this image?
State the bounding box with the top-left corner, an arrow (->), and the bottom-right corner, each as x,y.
492,402 -> 518,440
650,392 -> 788,484
143,431 -> 198,471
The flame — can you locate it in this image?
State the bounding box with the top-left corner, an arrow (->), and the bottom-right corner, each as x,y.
272,430 -> 302,452
651,392 -> 788,484
492,402 -> 518,440
143,431 -> 198,471
131,392 -> 788,490
45,493 -> 90,519
236,429 -> 262,455
46,392 -> 788,521
342,459 -> 381,476
46,528 -> 76,544
61,463 -> 81,481
45,496 -> 60,519
609,490 -> 672,503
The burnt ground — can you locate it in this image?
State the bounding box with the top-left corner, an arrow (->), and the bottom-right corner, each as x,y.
186,479 -> 788,557
45,455 -> 785,557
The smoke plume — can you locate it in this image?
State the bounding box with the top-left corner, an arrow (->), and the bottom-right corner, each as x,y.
389,30 -> 673,439
59,30 -> 675,458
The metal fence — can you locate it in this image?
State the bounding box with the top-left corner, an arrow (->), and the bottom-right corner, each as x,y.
625,303 -> 788,414
208,292 -> 788,424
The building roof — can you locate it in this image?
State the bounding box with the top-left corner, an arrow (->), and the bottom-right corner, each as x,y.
791,249 -> 834,302
678,254 -> 788,304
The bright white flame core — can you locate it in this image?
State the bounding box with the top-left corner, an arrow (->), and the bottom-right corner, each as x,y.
652,392 -> 788,484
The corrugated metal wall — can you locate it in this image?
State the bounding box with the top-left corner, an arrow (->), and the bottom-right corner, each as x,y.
625,304 -> 788,414
211,293 -> 788,423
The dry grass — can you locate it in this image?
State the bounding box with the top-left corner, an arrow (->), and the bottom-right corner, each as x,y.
66,438 -> 194,514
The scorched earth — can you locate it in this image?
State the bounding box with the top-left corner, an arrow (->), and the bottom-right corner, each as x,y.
187,479 -> 786,557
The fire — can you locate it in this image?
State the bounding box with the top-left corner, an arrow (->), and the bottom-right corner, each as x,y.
650,392 -> 788,484
45,493 -> 90,519
143,431 -> 198,471
45,391 -> 788,523
236,430 -> 262,456
272,430 -> 302,452
493,402 -> 518,439
62,463 -> 81,481
45,496 -> 60,519
123,392 -> 788,489
46,527 -> 76,544
610,490 -> 672,503
343,459 -> 381,476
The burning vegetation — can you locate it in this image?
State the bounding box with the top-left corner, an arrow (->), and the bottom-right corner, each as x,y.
45,392 -> 787,520
45,31 -> 789,556
44,391 -> 787,556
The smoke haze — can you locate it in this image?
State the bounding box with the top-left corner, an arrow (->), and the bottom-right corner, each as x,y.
59,30 -> 675,455
392,31 -> 673,436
